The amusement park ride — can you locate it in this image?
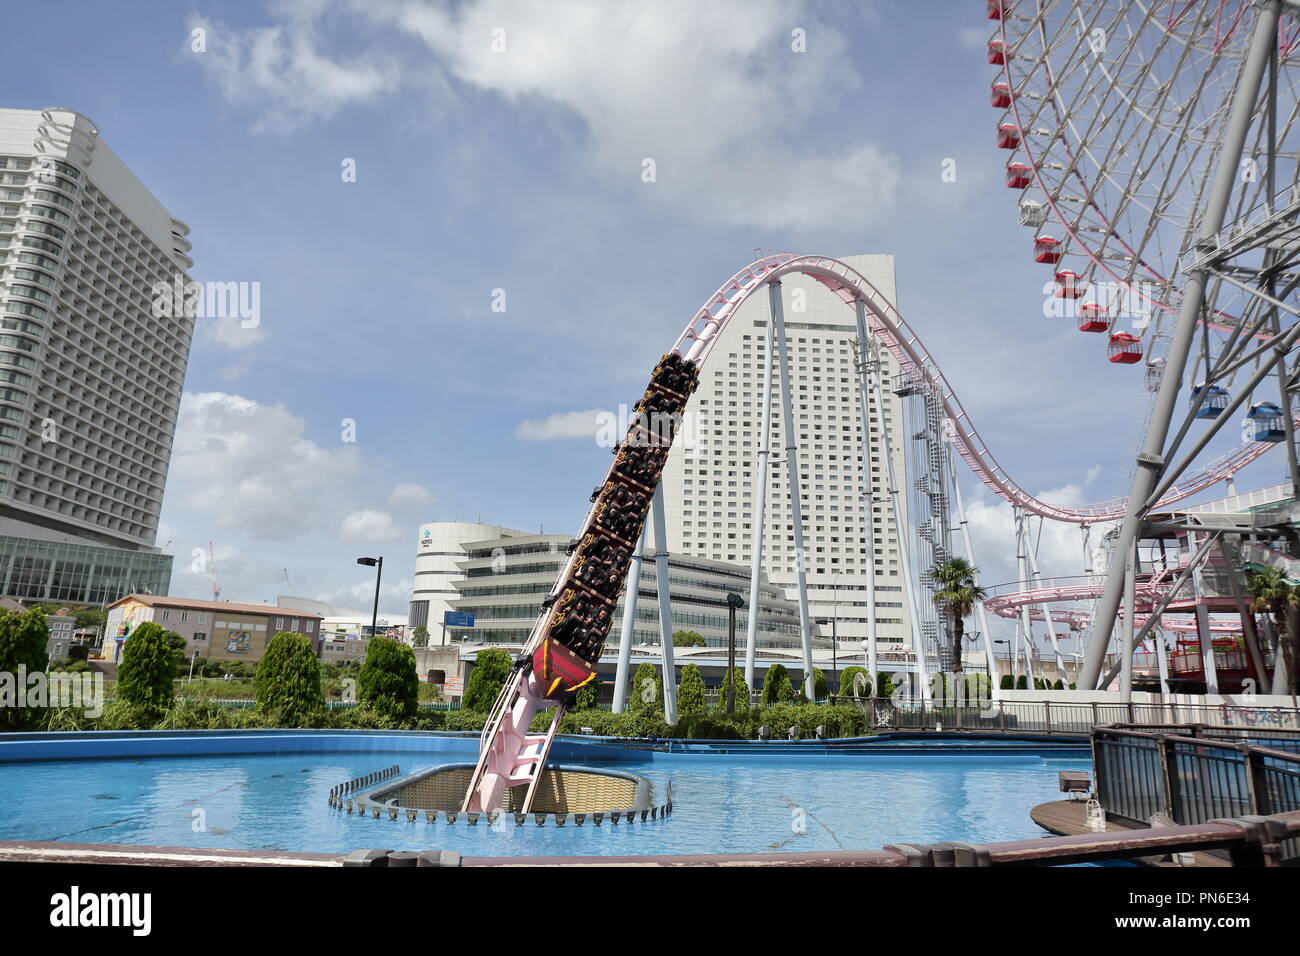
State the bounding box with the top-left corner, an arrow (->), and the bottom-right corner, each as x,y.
463,0 -> 1300,813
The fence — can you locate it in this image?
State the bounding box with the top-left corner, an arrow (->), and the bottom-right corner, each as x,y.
836,695 -> 1300,736
1093,726 -> 1300,863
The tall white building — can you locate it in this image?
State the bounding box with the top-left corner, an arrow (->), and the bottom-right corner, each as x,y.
0,107 -> 192,603
408,521 -> 529,635
659,254 -> 912,648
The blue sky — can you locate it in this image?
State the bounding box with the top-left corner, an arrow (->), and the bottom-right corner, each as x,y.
4,0 -> 1288,614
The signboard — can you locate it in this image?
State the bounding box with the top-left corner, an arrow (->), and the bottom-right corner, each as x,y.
443,676 -> 464,696
443,611 -> 475,628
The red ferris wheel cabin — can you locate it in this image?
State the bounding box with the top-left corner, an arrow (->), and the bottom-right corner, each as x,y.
1108,332 -> 1143,364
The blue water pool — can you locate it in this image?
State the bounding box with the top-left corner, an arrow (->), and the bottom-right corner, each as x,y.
0,733 -> 1089,858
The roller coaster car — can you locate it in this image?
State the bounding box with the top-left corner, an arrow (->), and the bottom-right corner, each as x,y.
651,353 -> 699,397
531,638 -> 598,701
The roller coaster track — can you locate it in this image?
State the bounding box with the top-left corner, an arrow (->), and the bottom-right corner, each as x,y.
675,253 -> 1289,524
465,251 -> 1287,812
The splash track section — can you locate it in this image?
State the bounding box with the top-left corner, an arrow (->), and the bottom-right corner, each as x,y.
465,252 -> 1288,812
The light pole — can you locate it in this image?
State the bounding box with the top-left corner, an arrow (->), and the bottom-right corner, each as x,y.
725,592 -> 744,714
356,556 -> 383,638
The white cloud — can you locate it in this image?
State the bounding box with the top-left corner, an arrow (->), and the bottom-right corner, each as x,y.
514,408 -> 603,441
188,0 -> 907,230
959,26 -> 990,49
339,509 -> 405,542
386,483 -> 434,508
203,315 -> 268,350
188,9 -> 403,130
168,391 -> 364,540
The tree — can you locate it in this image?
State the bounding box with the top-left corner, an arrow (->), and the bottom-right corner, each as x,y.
255,632 -> 324,726
677,664 -> 706,715
932,557 -> 987,673
358,636 -> 419,719
0,609 -> 49,729
761,663 -> 793,706
875,671 -> 896,699
811,668 -> 829,701
1246,566 -> 1299,695
411,626 -> 429,648
163,630 -> 189,671
117,621 -> 176,717
575,678 -> 601,710
837,665 -> 872,698
462,647 -> 513,712
672,630 -> 706,647
714,666 -> 750,712
627,661 -> 662,713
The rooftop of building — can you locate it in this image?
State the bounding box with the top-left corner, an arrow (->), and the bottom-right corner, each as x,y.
107,594 -> 323,619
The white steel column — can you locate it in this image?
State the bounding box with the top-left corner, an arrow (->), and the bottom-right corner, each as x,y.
612,523 -> 648,714
1023,518 -> 1068,685
866,345 -> 930,702
769,280 -> 816,699
1189,531 -> 1221,695
852,300 -> 879,688
948,445 -> 999,698
651,484 -> 678,724
743,316 -> 777,690
1014,508 -> 1038,689
1154,626 -> 1172,696
1120,545 -> 1136,701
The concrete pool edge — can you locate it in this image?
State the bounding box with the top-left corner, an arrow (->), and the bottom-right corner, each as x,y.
0,728 -> 1089,763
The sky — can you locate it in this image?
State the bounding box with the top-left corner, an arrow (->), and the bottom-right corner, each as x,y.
3,0 -> 1290,619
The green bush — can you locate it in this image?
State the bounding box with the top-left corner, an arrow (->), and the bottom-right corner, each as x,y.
757,703 -> 866,740
811,668 -> 829,702
575,678 -> 601,710
255,632 -> 324,727
760,663 -> 793,706
875,672 -> 896,699
1000,673 -> 1015,690
359,637 -> 419,719
676,664 -> 707,716
463,647 -> 512,712
117,621 -> 176,718
714,666 -> 750,712
627,661 -> 662,714
0,609 -> 49,730
671,630 -> 707,647
837,665 -> 872,698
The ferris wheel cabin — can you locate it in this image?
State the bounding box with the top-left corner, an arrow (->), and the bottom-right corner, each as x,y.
1190,383 -> 1230,419
1247,401 -> 1286,441
1033,236 -> 1062,263
1054,270 -> 1084,298
987,38 -> 1007,65
1006,162 -> 1032,188
991,82 -> 1016,109
1107,332 -> 1142,364
996,122 -> 1020,148
1078,303 -> 1108,332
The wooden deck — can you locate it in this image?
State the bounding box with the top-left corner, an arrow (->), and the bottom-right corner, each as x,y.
1031,800 -> 1231,867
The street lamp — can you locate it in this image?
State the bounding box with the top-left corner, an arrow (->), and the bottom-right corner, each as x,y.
725,592 -> 744,714
356,556 -> 383,638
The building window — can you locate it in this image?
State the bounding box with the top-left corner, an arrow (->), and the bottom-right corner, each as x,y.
192,632 -> 206,643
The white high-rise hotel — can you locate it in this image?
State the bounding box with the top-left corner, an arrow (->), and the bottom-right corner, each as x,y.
659,254 -> 911,649
0,108 -> 192,603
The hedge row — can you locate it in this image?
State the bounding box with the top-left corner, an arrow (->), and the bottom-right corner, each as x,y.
34,699 -> 869,739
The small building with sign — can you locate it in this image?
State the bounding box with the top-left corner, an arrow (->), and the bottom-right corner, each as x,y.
105,595 -> 324,663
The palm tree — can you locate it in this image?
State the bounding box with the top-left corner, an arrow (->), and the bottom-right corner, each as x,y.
1245,565 -> 1299,695
932,557 -> 986,674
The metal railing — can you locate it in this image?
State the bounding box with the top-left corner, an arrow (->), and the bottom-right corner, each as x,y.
838,696 -> 1300,736
1093,726 -> 1300,863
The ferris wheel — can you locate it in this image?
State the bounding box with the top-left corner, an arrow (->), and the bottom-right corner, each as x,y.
990,0 -> 1300,379
986,0 -> 1300,689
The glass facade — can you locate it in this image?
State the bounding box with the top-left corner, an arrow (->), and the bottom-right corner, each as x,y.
0,534 -> 171,604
